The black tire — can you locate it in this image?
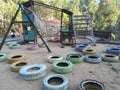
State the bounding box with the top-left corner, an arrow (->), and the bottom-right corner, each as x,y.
66,54 -> 84,63
52,60 -> 73,74
79,79 -> 106,90
43,74 -> 68,90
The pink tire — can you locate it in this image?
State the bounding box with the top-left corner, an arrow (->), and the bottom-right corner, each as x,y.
27,45 -> 39,50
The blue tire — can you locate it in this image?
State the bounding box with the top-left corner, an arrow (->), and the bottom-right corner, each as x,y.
6,41 -> 17,45
79,79 -> 106,90
75,43 -> 90,52
43,74 -> 68,90
84,54 -> 102,63
118,45 -> 120,48
19,64 -> 47,80
106,47 -> 120,55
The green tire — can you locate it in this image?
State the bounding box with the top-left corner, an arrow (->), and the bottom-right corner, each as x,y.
0,53 -> 7,62
52,60 -> 73,74
9,44 -> 20,49
66,54 -> 84,63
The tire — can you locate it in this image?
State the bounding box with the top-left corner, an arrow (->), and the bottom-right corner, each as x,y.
84,54 -> 102,63
79,79 -> 106,90
119,54 -> 120,60
19,64 -> 47,80
9,44 -> 20,49
48,55 -> 63,63
52,60 -> 73,74
27,45 -> 39,50
82,49 -> 96,55
11,61 -> 29,72
66,54 -> 84,63
6,41 -> 17,45
0,53 -> 7,62
106,47 -> 120,55
75,43 -> 90,52
43,74 -> 68,90
101,53 -> 119,62
8,54 -> 26,64
118,45 -> 120,48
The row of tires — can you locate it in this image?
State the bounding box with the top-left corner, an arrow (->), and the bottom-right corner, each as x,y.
48,53 -> 120,64
6,41 -> 39,50
75,43 -> 120,55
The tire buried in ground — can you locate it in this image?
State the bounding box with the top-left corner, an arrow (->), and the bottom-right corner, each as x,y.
11,61 -> 29,72
106,47 -> 120,55
79,79 -> 106,90
82,49 -> 96,55
101,53 -> 119,62
19,64 -> 47,80
52,60 -> 73,74
8,55 -> 26,64
9,44 -> 20,49
66,54 -> 84,63
75,43 -> 90,52
84,54 -> 102,63
48,55 -> 63,63
0,53 -> 7,62
43,74 -> 68,90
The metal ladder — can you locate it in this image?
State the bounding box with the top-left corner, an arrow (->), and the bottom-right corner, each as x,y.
72,14 -> 96,46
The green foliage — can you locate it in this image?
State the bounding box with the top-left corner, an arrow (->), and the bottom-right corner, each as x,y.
93,0 -> 120,30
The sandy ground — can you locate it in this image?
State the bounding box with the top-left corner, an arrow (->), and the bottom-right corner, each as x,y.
0,37 -> 120,90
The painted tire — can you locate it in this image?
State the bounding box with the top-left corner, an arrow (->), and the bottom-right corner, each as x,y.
11,61 -> 29,72
82,49 -> 96,55
66,54 -> 84,63
19,64 -> 47,80
9,44 -> 20,49
8,55 -> 26,64
75,43 -> 90,52
52,60 -> 73,74
79,79 -> 106,90
106,47 -> 120,55
27,45 -> 39,50
6,41 -> 17,45
118,45 -> 120,48
101,53 -> 119,62
17,40 -> 25,45
84,54 -> 102,63
48,55 -> 63,63
43,74 -> 68,90
0,53 -> 7,62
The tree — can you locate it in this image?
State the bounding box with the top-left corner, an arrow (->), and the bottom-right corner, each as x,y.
94,0 -> 120,30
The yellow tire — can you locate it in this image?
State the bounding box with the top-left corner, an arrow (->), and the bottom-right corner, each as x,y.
11,61 -> 29,72
82,49 -> 96,55
8,55 -> 26,64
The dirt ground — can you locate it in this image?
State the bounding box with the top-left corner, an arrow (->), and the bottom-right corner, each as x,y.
0,37 -> 120,90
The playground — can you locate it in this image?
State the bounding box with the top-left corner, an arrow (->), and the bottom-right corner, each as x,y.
0,0 -> 120,90
0,38 -> 120,90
